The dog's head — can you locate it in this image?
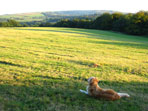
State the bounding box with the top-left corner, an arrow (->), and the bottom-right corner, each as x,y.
88,77 -> 99,85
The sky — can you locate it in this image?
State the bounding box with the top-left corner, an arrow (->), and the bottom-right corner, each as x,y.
0,0 -> 148,15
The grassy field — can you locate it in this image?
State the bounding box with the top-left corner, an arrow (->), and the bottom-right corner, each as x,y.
0,27 -> 148,111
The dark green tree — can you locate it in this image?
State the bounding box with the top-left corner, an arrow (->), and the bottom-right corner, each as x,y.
93,13 -> 113,30
112,14 -> 132,32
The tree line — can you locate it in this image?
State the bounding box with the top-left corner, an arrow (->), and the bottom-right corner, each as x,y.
0,20 -> 43,27
0,11 -> 148,36
53,11 -> 148,36
0,19 -> 22,27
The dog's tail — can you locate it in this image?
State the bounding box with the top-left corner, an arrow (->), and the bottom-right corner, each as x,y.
80,89 -> 88,95
117,93 -> 130,98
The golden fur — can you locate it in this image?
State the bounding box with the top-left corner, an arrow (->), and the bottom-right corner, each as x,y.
84,77 -> 130,101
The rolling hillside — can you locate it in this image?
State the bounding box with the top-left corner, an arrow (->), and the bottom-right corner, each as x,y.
0,10 -> 114,22
0,27 -> 148,111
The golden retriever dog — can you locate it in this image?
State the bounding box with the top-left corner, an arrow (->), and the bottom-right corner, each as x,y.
80,77 -> 130,101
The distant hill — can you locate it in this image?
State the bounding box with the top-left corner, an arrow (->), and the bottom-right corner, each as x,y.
0,12 -> 45,22
0,10 -> 115,23
42,10 -> 115,16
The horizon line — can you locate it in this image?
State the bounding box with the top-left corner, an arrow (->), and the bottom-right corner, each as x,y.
0,9 -> 143,16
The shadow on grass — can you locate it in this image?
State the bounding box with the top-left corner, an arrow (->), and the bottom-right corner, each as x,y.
68,60 -> 95,67
32,75 -> 62,80
48,52 -> 74,57
0,76 -> 148,111
17,28 -> 148,50
17,28 -> 116,41
0,61 -> 24,67
88,40 -> 148,50
32,75 -> 88,82
17,28 -> 89,36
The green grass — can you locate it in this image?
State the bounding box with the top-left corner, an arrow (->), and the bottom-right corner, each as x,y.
0,27 -> 148,111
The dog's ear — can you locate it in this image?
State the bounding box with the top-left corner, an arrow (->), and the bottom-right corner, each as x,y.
93,78 -> 99,83
88,77 -> 99,85
88,77 -> 95,83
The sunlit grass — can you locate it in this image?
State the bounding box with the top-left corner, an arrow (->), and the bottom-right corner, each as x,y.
0,27 -> 148,111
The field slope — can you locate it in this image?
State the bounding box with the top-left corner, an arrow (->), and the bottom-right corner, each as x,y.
0,27 -> 148,111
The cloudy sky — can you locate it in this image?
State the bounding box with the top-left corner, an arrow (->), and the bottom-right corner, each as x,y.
0,0 -> 148,15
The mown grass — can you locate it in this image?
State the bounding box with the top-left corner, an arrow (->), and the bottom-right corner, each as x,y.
0,27 -> 148,111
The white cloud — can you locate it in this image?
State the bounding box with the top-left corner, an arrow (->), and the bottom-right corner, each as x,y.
0,0 -> 148,15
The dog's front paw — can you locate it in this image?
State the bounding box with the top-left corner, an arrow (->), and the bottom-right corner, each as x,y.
126,94 -> 130,97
